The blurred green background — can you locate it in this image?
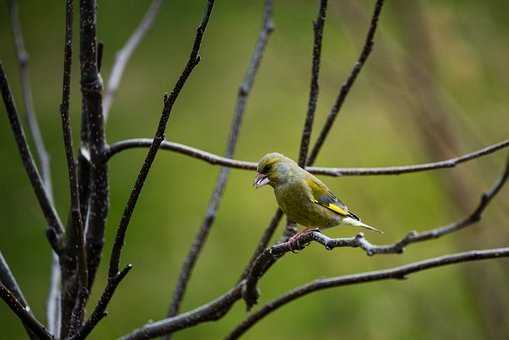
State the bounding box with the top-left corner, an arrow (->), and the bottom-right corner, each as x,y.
1,0 -> 508,339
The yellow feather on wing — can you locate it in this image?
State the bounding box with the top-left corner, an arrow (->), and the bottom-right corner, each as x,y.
305,175 -> 350,217
323,201 -> 349,216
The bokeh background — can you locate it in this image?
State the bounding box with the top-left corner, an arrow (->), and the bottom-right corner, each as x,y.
1,0 -> 509,339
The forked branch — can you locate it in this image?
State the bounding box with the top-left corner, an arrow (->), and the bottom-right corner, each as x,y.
227,247 -> 509,339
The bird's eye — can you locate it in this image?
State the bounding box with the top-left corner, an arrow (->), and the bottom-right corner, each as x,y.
262,164 -> 271,174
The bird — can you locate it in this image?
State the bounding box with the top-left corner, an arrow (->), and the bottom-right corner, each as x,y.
253,152 -> 381,244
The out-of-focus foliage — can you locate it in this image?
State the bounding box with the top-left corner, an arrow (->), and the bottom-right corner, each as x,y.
0,1 -> 508,339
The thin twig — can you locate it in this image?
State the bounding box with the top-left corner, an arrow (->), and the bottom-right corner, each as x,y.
59,0 -> 89,334
0,252 -> 29,307
107,138 -> 509,177
80,0 -> 109,296
7,0 -> 53,198
0,251 -> 37,339
0,281 -> 54,340
0,64 -> 64,246
227,247 -> 509,339
103,0 -> 163,120
60,0 -> 86,288
308,138 -> 509,176
47,254 -> 61,336
164,0 -> 274,334
241,154 -> 509,308
122,284 -> 244,340
298,0 -> 327,166
107,138 -> 256,167
307,0 -> 385,165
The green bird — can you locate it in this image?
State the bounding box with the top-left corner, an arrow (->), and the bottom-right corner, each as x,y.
253,152 -> 382,236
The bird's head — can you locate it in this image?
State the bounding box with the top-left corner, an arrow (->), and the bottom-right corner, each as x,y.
253,152 -> 296,189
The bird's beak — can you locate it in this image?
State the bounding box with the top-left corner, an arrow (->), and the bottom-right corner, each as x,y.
253,172 -> 270,188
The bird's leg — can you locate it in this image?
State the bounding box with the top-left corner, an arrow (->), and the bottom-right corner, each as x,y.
286,227 -> 319,252
282,220 -> 299,242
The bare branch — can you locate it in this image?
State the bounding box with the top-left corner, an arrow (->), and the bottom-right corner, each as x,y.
241,153 -> 509,308
59,0 -> 88,334
103,0 -> 163,120
107,138 -> 256,168
108,138 -> 509,177
0,64 -> 64,245
75,0 -> 109,314
1,252 -> 34,309
309,139 -> 509,176
228,247 -> 509,339
80,0 -> 109,296
122,284 -> 243,340
59,0 -> 87,287
307,0 -> 385,165
164,0 -> 274,332
7,0 -> 53,198
0,281 -> 54,340
298,0 -> 327,166
108,0 -> 214,285
0,251 -> 37,339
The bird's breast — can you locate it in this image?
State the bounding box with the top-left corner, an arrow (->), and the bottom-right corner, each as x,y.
274,181 -> 340,228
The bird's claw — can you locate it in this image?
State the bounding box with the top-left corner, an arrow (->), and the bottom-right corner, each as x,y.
286,229 -> 315,252
287,238 -> 304,252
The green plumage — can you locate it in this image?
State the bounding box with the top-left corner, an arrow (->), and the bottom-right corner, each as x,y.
254,153 -> 381,233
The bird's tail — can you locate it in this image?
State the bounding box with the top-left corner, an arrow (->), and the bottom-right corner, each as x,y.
343,216 -> 383,234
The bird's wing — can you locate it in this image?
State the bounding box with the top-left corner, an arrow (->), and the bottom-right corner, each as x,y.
305,175 -> 357,219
